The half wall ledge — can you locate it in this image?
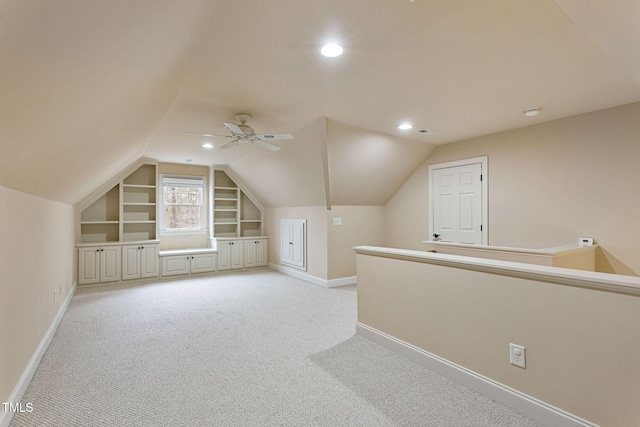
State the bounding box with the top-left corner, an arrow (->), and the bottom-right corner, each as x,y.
354,245 -> 640,296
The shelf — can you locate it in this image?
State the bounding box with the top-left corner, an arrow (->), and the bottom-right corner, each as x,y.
123,184 -> 156,189
79,161 -> 158,244
81,221 -> 119,225
212,168 -> 262,239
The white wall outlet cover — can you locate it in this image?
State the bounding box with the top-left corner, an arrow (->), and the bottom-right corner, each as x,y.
333,217 -> 342,226
510,343 -> 526,369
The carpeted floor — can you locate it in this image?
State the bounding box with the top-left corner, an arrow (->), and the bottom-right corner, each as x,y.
11,270 -> 542,426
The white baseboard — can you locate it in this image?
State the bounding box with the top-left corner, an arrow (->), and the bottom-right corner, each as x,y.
356,322 -> 597,427
0,283 -> 77,427
269,263 -> 356,288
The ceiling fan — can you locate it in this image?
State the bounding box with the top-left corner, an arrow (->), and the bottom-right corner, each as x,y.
187,113 -> 293,151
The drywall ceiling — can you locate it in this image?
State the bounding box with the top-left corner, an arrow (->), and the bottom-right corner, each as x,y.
2,0 -> 640,206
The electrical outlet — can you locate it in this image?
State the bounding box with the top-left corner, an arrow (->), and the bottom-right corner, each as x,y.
333,217 -> 342,226
510,343 -> 526,369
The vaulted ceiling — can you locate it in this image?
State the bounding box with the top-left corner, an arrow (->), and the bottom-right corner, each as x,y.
1,0 -> 639,206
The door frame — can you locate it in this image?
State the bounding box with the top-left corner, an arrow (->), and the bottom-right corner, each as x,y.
428,156 -> 488,244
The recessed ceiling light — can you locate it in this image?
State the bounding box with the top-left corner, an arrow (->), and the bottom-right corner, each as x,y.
202,142 -> 213,149
321,43 -> 343,57
398,123 -> 413,130
523,107 -> 541,117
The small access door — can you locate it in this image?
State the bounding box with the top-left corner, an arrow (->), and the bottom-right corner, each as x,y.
430,157 -> 486,244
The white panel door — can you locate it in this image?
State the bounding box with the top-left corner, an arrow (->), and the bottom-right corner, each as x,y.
432,163 -> 483,244
256,239 -> 268,266
101,246 -> 121,283
162,255 -> 191,276
244,241 -> 257,268
121,245 -> 141,280
78,248 -> 100,284
217,242 -> 231,271
281,219 -> 305,269
141,245 -> 159,278
191,253 -> 216,274
230,242 -> 244,269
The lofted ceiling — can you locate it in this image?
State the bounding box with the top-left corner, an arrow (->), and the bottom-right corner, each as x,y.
1,0 -> 640,206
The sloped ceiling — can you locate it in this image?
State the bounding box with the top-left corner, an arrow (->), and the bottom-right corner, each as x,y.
2,0 -> 640,207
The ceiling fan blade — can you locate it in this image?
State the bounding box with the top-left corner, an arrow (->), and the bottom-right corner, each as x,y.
220,140 -> 239,149
252,139 -> 281,151
223,122 -> 244,135
185,132 -> 232,138
256,133 -> 293,140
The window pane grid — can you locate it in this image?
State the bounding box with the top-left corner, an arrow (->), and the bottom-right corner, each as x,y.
161,176 -> 206,231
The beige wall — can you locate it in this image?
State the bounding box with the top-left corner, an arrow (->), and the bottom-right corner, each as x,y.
357,251 -> 640,427
0,186 -> 75,409
327,206 -> 386,279
265,205 -> 386,281
265,206 -> 328,280
385,102 -> 640,275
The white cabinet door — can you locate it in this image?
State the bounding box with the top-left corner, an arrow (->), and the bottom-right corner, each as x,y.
121,245 -> 141,280
244,240 -> 257,268
281,219 -> 305,269
218,241 -> 243,270
101,246 -> 121,283
230,241 -> 244,269
191,253 -> 216,274
245,239 -> 268,268
162,255 -> 191,276
217,242 -> 231,271
79,246 -> 121,284
140,245 -> 159,278
122,244 -> 159,280
256,239 -> 268,266
78,247 -> 100,284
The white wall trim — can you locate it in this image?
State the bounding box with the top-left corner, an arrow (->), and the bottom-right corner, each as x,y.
1,283 -> 77,427
269,263 -> 356,288
356,322 -> 597,427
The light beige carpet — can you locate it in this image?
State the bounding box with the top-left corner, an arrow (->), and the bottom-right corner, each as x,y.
11,270 -> 541,426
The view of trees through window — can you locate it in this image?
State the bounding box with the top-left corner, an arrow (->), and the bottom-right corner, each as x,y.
163,183 -> 203,229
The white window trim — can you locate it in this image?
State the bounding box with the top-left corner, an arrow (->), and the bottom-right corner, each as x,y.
159,174 -> 208,235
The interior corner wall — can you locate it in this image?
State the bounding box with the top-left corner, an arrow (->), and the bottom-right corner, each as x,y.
0,186 -> 75,411
264,206 -> 328,280
327,206 -> 386,280
384,102 -> 640,276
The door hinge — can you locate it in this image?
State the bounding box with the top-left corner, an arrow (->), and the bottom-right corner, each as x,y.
481,225 -> 483,231
480,174 -> 483,182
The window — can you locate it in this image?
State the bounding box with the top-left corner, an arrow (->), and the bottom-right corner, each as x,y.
160,176 -> 207,232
